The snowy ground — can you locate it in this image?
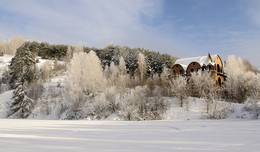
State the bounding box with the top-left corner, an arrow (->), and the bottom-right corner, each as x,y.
0,119 -> 259,152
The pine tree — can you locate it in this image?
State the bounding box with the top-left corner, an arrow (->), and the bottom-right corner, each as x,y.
7,43 -> 37,118
8,42 -> 37,88
10,83 -> 34,118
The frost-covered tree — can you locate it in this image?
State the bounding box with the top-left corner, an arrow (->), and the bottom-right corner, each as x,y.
74,45 -> 84,54
137,52 -> 147,84
109,62 -> 119,86
241,73 -> 260,118
190,71 -> 216,113
117,56 -> 131,90
40,60 -> 52,82
160,66 -> 172,96
222,55 -> 260,118
65,50 -> 105,119
224,55 -> 250,102
190,71 -> 215,97
0,37 -> 25,55
119,56 -> 127,75
66,51 -> 105,101
64,46 -> 73,64
171,76 -> 188,107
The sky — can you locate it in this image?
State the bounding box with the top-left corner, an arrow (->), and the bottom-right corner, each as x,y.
0,0 -> 260,68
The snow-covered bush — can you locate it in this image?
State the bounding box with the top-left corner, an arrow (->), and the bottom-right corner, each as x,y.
207,101 -> 234,119
77,87 -> 120,120
243,98 -> 260,119
119,86 -> 167,120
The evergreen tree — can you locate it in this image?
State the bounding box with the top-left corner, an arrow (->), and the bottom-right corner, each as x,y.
10,83 -> 34,118
8,42 -> 37,88
7,43 -> 37,118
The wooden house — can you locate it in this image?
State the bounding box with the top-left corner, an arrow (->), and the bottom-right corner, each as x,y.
172,53 -> 226,86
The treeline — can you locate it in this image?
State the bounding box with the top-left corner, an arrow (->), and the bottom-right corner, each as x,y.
12,41 -> 175,77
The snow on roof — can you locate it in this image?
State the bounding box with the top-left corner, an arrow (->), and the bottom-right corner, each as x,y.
211,54 -> 219,61
178,64 -> 187,71
174,54 -> 218,70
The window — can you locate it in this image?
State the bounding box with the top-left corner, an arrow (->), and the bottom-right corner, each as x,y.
217,64 -> 220,73
202,66 -> 206,71
218,77 -> 221,87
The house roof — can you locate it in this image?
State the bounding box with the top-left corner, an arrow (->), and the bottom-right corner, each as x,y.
174,54 -> 218,71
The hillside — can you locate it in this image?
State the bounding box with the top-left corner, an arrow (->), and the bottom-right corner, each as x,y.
0,41 -> 260,120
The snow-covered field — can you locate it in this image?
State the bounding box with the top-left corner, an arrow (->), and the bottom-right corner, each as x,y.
0,119 -> 259,152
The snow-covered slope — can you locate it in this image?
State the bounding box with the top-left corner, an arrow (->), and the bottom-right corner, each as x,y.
0,90 -> 13,117
0,119 -> 259,152
0,54 -> 259,120
0,55 -> 12,76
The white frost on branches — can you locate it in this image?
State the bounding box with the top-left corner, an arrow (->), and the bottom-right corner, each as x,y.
66,51 -> 105,101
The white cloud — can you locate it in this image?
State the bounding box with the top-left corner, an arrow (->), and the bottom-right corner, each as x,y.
0,0 -> 174,48
1,0 -> 259,69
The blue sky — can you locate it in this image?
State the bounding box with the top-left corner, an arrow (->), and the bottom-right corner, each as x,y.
0,0 -> 260,68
